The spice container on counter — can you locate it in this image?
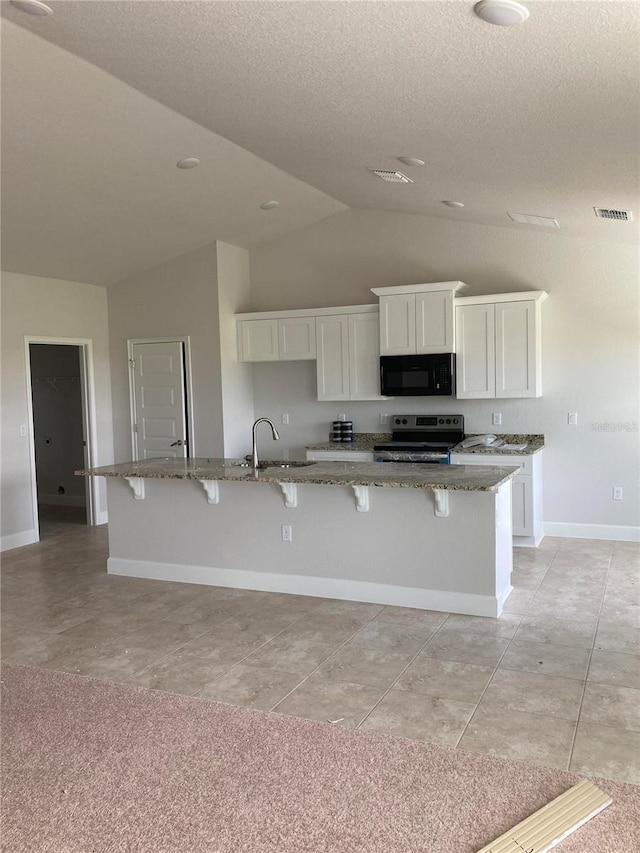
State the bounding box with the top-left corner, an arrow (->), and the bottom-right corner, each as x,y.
331,420 -> 343,442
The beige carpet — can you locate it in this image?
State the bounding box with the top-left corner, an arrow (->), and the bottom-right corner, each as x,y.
1,664 -> 638,853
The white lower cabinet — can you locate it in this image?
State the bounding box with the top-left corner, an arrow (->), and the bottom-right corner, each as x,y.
316,311 -> 387,401
451,451 -> 543,547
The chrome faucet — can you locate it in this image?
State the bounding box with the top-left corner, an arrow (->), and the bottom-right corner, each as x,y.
251,417 -> 280,468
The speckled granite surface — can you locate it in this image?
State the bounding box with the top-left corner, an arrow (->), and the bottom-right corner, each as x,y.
307,433 -> 544,455
77,458 -> 519,492
306,432 -> 390,451
450,434 -> 545,456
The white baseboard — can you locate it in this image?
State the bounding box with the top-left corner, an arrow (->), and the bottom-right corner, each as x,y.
544,522 -> 640,543
39,494 -> 87,507
1,529 -> 39,552
96,510 -> 109,526
108,557 -> 504,617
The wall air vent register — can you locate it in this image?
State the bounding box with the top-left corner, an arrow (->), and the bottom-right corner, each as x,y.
593,207 -> 633,221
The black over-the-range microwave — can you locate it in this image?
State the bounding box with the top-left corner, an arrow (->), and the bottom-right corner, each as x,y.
380,353 -> 456,397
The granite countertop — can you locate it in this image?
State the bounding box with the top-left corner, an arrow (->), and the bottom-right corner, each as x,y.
307,433 -> 545,456
450,434 -> 545,455
306,432 -> 389,451
77,457 -> 519,493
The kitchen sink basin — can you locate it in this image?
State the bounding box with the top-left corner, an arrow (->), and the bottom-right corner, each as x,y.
258,460 -> 315,469
225,460 -> 315,470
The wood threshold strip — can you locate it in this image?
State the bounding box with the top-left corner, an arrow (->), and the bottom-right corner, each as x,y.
476,779 -> 612,853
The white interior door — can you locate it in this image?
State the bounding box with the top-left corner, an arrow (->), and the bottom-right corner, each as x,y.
131,341 -> 188,459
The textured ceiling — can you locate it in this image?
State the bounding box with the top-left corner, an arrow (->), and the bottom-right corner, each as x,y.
2,0 -> 639,286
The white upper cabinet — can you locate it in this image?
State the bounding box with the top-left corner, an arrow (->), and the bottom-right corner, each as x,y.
317,310 -> 387,401
372,282 -> 467,355
239,318 -> 279,362
379,294 -> 416,355
237,314 -> 316,362
278,316 -> 316,361
455,303 -> 496,398
455,292 -> 547,399
316,315 -> 350,401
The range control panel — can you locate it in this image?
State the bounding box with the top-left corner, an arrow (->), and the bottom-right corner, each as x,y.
391,414 -> 463,431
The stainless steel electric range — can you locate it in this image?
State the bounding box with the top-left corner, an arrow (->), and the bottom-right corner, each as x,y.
374,414 -> 464,464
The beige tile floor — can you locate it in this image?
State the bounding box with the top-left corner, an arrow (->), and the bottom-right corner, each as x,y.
2,511 -> 639,783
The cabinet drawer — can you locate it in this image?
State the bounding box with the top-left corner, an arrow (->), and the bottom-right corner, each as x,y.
451,452 -> 533,476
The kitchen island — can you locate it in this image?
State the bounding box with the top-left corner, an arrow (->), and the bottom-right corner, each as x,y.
79,458 -> 519,617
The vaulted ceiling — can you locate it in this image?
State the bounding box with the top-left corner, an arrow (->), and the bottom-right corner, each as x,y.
2,1 -> 639,286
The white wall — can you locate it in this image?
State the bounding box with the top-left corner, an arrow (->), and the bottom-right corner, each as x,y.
248,208 -> 640,535
0,272 -> 113,549
216,242 -> 255,458
108,243 -> 223,460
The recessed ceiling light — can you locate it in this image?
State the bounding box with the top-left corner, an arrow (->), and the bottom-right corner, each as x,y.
397,157 -> 426,167
10,0 -> 53,15
260,200 -> 279,210
474,0 -> 529,27
441,200 -> 465,208
176,158 -> 200,170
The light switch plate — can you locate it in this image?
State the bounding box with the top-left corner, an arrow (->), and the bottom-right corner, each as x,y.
568,412 -> 578,425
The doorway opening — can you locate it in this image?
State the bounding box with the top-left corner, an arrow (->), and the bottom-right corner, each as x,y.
26,339 -> 97,540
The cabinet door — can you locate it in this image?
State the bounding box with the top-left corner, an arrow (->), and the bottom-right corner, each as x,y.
316,315 -> 350,401
495,301 -> 539,398
416,291 -> 454,353
455,304 -> 496,398
511,474 -> 533,536
379,294 -> 416,355
238,319 -> 279,362
278,317 -> 316,360
348,312 -> 386,400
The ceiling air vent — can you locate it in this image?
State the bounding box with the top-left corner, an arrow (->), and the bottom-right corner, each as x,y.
370,169 -> 413,184
594,207 -> 633,221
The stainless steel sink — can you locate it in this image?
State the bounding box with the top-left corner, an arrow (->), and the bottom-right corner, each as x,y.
225,459 -> 314,470
257,460 -> 315,469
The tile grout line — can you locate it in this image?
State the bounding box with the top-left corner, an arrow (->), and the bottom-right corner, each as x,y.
566,544 -> 615,771
452,545 -> 559,747
264,607 -> 394,714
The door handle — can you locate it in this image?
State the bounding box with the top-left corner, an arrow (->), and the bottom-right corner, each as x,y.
170,439 -> 183,447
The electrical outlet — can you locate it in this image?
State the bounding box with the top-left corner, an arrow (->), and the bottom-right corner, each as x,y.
613,486 -> 623,501
281,525 -> 293,542
337,413 -> 346,422
568,413 -> 578,426
379,413 -> 389,425
281,413 -> 290,425
492,413 -> 502,426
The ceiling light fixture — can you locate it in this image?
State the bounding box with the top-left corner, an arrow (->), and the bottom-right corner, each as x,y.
441,200 -> 465,208
260,200 -> 279,210
370,170 -> 413,184
176,158 -> 200,170
397,157 -> 425,167
508,212 -> 559,228
473,0 -> 529,27
10,0 -> 53,16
